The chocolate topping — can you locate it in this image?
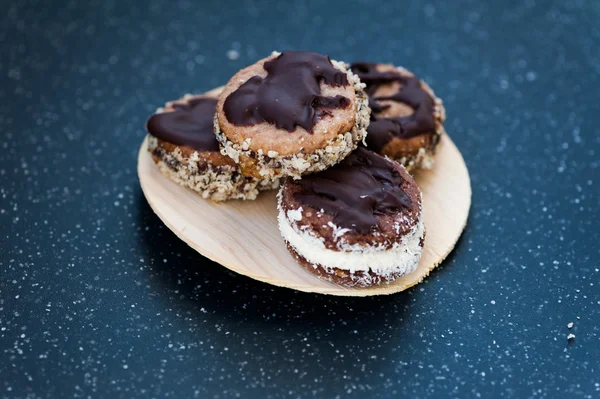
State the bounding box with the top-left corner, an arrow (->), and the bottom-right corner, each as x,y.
292,147 -> 411,234
224,51 -> 351,133
350,62 -> 436,151
146,98 -> 220,152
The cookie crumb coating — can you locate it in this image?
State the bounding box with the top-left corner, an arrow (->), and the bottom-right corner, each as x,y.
147,136 -> 279,201
215,53 -> 370,179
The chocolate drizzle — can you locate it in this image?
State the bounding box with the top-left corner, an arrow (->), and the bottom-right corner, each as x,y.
293,147 -> 411,234
224,51 -> 351,133
350,62 -> 435,151
146,98 -> 220,152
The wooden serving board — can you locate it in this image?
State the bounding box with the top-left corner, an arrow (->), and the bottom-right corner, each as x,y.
138,125 -> 471,297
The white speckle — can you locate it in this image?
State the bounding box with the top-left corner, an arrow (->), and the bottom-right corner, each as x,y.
123,364 -> 129,369
287,208 -> 303,222
567,333 -> 575,340
227,50 -> 240,60
572,127 -> 582,143
490,300 -> 496,305
424,4 -> 436,17
8,67 -> 21,80
567,322 -> 573,329
326,221 -> 351,239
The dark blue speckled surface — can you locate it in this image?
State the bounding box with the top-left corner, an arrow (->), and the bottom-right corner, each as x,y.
1,0 -> 599,397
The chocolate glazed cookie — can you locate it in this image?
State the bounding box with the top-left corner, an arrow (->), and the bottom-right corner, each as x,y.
277,147 -> 425,288
145,92 -> 279,201
215,51 -> 370,179
350,62 -> 446,171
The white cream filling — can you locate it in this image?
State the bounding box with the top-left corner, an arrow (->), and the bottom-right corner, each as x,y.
278,208 -> 424,276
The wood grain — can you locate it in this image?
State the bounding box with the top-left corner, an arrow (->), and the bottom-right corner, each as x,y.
138,106 -> 471,296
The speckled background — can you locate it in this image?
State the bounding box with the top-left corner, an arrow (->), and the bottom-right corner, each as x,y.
1,0 -> 599,398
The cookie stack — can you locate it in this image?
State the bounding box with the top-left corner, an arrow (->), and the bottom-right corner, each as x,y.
145,51 -> 446,287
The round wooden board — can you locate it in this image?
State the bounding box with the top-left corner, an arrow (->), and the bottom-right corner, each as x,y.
138,119 -> 471,296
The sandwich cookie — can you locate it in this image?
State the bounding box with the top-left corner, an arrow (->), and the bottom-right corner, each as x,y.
146,92 -> 279,201
216,51 -> 370,179
350,62 -> 446,171
277,147 -> 425,287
